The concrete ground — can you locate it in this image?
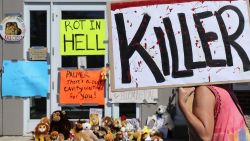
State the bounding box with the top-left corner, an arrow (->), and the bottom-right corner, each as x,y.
0,136 -> 184,141
0,136 -> 32,141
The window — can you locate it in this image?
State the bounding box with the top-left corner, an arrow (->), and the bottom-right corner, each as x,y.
29,10 -> 47,119
119,103 -> 136,118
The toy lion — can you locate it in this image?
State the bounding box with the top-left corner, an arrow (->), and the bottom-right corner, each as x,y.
34,122 -> 50,141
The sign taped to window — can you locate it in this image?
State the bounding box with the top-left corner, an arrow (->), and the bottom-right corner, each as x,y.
60,19 -> 106,55
59,69 -> 105,105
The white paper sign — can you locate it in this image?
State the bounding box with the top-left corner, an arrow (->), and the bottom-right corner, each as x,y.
109,89 -> 158,103
110,0 -> 250,91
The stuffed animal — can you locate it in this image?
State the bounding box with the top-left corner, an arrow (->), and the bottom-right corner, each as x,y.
102,116 -> 114,132
69,120 -> 91,141
113,118 -> 122,132
34,122 -> 50,141
40,116 -> 50,125
73,132 -> 93,141
115,130 -> 124,141
71,119 -> 85,134
93,126 -> 107,139
141,126 -> 152,141
101,66 -> 109,80
120,115 -> 127,131
123,118 -> 141,133
49,110 -> 71,140
32,116 -> 50,140
146,105 -> 174,139
128,130 -> 142,141
45,131 -> 64,141
49,130 -> 59,141
68,120 -> 90,141
104,131 -> 115,141
82,122 -> 99,141
150,131 -> 164,141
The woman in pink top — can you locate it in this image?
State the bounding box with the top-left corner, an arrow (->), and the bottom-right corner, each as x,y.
178,85 -> 250,141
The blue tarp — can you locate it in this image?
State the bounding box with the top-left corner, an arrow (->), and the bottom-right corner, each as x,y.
2,60 -> 49,97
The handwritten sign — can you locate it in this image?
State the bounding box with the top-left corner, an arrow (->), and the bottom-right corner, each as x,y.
59,69 -> 104,105
109,89 -> 158,103
60,19 -> 106,55
2,60 -> 48,97
109,0 -> 250,91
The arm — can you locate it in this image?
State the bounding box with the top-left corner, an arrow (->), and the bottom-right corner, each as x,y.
178,86 -> 215,141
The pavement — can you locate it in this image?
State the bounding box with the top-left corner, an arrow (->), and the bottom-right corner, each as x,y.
0,136 -> 32,141
0,136 -> 185,141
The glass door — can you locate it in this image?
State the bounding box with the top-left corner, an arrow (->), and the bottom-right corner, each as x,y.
51,3 -> 110,119
23,3 -> 51,135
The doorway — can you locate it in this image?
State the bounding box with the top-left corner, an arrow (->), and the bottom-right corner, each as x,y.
23,2 -> 109,135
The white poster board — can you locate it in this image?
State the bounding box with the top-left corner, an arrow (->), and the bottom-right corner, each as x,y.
109,89 -> 158,103
109,0 -> 250,91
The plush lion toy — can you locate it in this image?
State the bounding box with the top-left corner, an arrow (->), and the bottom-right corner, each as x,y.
32,117 -> 50,140
34,122 -> 50,141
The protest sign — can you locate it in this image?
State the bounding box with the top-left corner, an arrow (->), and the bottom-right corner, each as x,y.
59,69 -> 104,105
60,19 -> 106,55
109,0 -> 250,91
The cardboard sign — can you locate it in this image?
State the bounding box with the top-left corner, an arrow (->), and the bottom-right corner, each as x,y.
0,16 -> 25,41
60,19 -> 106,55
109,0 -> 250,91
2,60 -> 48,97
59,69 -> 105,105
109,89 -> 158,103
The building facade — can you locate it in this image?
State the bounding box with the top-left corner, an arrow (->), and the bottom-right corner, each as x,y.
0,0 -> 249,137
0,0 -> 178,136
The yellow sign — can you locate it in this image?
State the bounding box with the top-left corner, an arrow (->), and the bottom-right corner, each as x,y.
60,19 -> 106,55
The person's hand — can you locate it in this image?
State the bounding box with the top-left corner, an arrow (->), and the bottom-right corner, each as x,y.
178,87 -> 195,108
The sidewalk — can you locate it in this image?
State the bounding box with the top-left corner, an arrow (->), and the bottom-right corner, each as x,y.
0,136 -> 32,141
0,136 -> 185,141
